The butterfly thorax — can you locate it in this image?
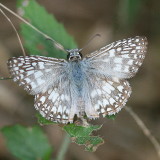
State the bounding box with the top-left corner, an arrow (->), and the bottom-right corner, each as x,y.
66,49 -> 84,90
67,49 -> 82,62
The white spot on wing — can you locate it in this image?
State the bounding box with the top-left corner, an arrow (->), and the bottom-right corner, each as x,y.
117,85 -> 123,92
58,106 -> 62,113
61,94 -> 65,101
103,99 -> 109,106
121,54 -> 130,58
40,96 -> 46,103
37,79 -> 45,85
38,62 -> 45,69
24,78 -> 31,83
114,67 -> 122,72
51,106 -> 57,113
108,49 -> 115,57
97,89 -> 102,95
131,50 -> 136,53
114,58 -> 123,63
30,82 -> 37,89
94,104 -> 100,110
127,59 -> 134,65
14,67 -> 19,70
52,92 -> 59,102
27,70 -> 34,76
48,90 -> 55,99
124,66 -> 129,72
109,98 -> 115,105
136,46 -> 141,49
34,71 -> 43,78
32,62 -> 37,66
91,90 -> 97,98
107,108 -> 112,111
102,85 -> 111,94
117,47 -> 122,51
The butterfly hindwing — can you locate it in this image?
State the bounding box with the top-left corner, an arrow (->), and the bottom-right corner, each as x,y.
35,86 -> 71,123
88,76 -> 131,117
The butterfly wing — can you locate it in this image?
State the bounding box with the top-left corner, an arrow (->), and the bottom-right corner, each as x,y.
85,36 -> 147,79
85,76 -> 131,117
82,36 -> 147,117
34,85 -> 72,123
8,55 -> 78,123
8,55 -> 67,95
7,36 -> 148,122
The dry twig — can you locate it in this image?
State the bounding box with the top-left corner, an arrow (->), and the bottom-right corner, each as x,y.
125,106 -> 160,159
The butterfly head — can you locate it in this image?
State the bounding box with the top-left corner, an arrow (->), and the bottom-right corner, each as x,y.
66,49 -> 82,62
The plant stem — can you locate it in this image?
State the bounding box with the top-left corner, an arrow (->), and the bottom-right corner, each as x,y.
56,133 -> 71,160
0,77 -> 12,80
125,106 -> 160,159
0,3 -> 66,52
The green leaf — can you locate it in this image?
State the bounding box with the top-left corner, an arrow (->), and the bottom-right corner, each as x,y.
118,0 -> 147,29
63,124 -> 104,152
36,113 -> 56,125
36,114 -> 104,151
1,125 -> 52,160
75,136 -> 104,152
17,0 -> 77,58
106,114 -> 117,120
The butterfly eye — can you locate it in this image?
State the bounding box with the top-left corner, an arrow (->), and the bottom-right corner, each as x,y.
68,55 -> 81,61
67,50 -> 82,61
69,57 -> 75,60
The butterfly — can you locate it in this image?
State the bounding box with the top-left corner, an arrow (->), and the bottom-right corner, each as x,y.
7,36 -> 147,123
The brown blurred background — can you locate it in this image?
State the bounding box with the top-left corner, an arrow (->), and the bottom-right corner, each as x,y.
0,0 -> 160,160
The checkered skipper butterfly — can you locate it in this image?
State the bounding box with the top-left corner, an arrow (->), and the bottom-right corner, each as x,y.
0,0 -> 147,124
7,35 -> 147,123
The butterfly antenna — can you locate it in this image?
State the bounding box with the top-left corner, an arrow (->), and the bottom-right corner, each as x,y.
0,7 -> 26,56
0,3 -> 66,53
79,33 -> 101,52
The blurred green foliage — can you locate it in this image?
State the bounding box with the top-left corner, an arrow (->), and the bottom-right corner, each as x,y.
117,0 -> 148,31
119,0 -> 142,26
17,0 -> 77,58
106,114 -> 116,120
1,125 -> 52,160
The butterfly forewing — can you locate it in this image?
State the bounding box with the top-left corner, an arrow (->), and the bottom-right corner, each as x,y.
8,56 -> 67,95
85,36 -> 147,79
